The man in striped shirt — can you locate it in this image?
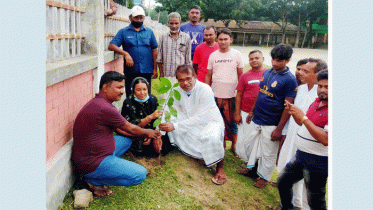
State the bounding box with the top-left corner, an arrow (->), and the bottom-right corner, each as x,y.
156,12 -> 192,84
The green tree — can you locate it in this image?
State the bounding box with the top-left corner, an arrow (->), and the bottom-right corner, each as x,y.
155,0 -> 199,22
115,0 -> 134,8
150,10 -> 169,25
256,0 -> 295,43
288,0 -> 328,48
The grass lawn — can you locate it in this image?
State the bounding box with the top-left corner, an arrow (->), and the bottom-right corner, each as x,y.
59,64 -> 327,209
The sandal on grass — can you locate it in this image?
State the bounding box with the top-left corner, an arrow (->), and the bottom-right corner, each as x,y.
270,181 -> 278,187
211,174 -> 227,185
88,184 -> 114,197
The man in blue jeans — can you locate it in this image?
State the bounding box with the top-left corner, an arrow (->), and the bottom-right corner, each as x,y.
277,69 -> 328,210
72,71 -> 161,197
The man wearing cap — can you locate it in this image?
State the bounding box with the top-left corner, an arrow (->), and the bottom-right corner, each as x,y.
108,6 -> 158,98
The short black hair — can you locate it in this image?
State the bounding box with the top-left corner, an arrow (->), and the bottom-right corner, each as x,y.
204,25 -> 216,32
270,43 -> 293,60
317,69 -> 328,81
308,58 -> 328,73
217,28 -> 232,38
296,58 -> 309,67
249,50 -> 263,56
189,5 -> 201,12
99,71 -> 125,90
175,65 -> 196,79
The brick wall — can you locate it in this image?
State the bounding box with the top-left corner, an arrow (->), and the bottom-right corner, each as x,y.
46,70 -> 94,161
104,56 -> 124,73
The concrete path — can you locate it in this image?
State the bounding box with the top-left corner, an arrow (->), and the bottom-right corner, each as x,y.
231,46 -> 329,74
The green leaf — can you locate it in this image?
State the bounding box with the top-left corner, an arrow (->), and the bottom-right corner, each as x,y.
167,97 -> 174,108
169,106 -> 177,117
153,118 -> 162,128
157,105 -> 163,110
173,89 -> 181,101
173,82 -> 180,87
158,99 -> 166,105
157,86 -> 171,94
165,111 -> 171,122
169,89 -> 174,98
160,77 -> 172,88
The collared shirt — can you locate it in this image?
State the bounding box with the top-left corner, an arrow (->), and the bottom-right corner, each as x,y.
156,31 -> 191,77
253,67 -> 298,126
296,98 -> 328,157
110,24 -> 158,74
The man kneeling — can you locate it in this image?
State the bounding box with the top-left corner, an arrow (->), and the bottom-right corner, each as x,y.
72,71 -> 161,197
159,65 -> 227,185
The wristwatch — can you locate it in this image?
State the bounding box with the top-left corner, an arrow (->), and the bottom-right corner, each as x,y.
301,116 -> 308,125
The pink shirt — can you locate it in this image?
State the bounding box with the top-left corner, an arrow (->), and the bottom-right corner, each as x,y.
236,69 -> 266,113
193,42 -> 220,82
207,49 -> 244,98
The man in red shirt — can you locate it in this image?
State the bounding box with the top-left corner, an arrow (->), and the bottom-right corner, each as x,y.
72,71 -> 161,197
192,26 -> 220,82
234,50 -> 266,157
277,69 -> 328,210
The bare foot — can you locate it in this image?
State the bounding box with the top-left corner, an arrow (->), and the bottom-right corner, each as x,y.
88,184 -> 114,197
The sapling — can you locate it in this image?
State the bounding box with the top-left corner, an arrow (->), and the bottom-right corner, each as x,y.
153,77 -> 181,128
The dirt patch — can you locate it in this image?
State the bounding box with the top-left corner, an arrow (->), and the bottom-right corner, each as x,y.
135,156 -> 166,177
173,155 -> 254,210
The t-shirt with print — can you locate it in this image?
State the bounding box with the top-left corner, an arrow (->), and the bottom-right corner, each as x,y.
236,69 -> 266,113
207,49 -> 244,98
180,23 -> 205,58
252,67 -> 298,126
193,42 -> 220,82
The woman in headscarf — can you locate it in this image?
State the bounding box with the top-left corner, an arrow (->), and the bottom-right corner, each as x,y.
120,77 -> 163,157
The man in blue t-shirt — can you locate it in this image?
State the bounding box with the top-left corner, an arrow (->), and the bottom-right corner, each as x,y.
180,5 -> 206,60
108,6 -> 158,98
236,44 -> 297,189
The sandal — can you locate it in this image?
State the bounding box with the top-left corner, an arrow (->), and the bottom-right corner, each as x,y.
211,174 -> 227,185
270,181 -> 278,187
253,178 -> 268,188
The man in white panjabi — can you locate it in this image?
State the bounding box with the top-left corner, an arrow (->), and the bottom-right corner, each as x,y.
277,58 -> 328,210
159,64 -> 227,185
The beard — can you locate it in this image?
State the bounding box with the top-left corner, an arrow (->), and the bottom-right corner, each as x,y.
318,92 -> 328,101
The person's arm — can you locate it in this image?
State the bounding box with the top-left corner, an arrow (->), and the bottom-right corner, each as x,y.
234,90 -> 243,124
193,63 -> 199,75
237,67 -> 243,82
185,38 -> 192,65
271,96 -> 294,141
205,69 -> 212,86
157,63 -> 164,78
108,43 -> 134,67
285,100 -> 328,146
120,122 -> 161,139
136,110 -> 163,128
152,48 -> 158,79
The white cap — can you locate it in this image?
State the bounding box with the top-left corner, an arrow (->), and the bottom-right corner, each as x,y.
131,6 -> 145,17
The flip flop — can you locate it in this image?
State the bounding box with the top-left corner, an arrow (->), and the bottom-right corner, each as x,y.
270,181 -> 278,187
211,174 -> 227,185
